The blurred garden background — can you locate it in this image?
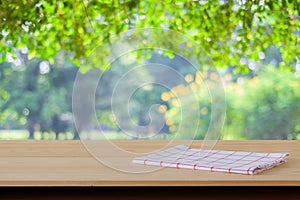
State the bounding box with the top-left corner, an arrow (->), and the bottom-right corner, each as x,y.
0,0 -> 299,140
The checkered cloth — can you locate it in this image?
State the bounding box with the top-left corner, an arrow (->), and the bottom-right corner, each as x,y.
132,145 -> 289,175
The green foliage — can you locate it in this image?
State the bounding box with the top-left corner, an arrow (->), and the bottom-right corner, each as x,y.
0,52 -> 78,138
164,71 -> 213,139
228,67 -> 300,139
1,0 -> 300,140
164,67 -> 300,140
1,0 -> 299,71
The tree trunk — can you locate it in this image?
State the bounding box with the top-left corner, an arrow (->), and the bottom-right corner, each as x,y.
281,133 -> 288,140
55,132 -> 59,140
27,117 -> 35,140
73,128 -> 80,140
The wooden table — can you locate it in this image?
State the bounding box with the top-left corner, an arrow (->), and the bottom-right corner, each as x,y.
0,140 -> 299,186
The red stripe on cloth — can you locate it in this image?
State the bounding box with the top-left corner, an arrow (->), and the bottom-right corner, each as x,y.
193,150 -> 221,164
206,150 -> 236,165
247,168 -> 251,175
244,152 -> 271,174
181,150 -> 201,160
135,159 -> 276,174
239,152 -> 271,171
227,152 -> 253,165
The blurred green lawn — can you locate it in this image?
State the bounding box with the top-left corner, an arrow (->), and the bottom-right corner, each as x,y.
0,130 -> 172,140
0,130 -> 72,140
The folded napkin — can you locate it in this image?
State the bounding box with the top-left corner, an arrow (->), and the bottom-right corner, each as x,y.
132,145 -> 289,175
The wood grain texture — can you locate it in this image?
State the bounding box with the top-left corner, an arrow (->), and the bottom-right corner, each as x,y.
0,140 -> 299,186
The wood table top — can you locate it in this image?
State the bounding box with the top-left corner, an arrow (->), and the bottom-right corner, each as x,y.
0,140 -> 299,186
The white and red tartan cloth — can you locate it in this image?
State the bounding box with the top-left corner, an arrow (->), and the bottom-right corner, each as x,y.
132,145 -> 289,175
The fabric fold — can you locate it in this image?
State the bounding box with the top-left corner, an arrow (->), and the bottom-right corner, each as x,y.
132,145 -> 289,175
